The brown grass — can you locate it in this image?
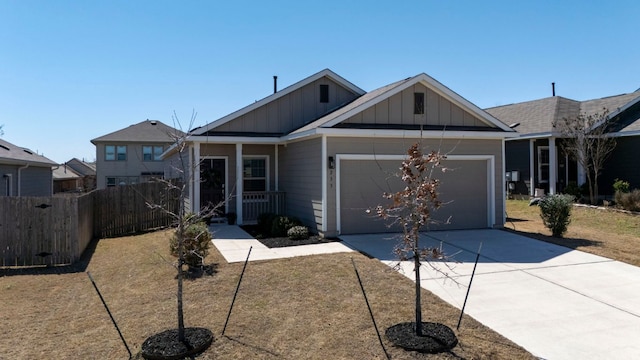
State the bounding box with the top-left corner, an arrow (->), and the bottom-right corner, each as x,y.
0,229 -> 535,359
505,199 -> 640,266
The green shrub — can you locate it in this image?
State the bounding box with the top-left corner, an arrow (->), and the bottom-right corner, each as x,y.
271,216 -> 301,237
287,225 -> 309,240
257,212 -> 277,236
563,182 -> 581,199
538,194 -> 574,237
615,189 -> 640,212
613,179 -> 630,194
170,221 -> 212,267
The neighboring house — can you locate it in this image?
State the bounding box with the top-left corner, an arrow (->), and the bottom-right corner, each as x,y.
165,69 -> 516,237
91,120 -> 183,189
65,158 -> 97,192
53,165 -> 83,193
0,138 -> 57,196
486,90 -> 640,197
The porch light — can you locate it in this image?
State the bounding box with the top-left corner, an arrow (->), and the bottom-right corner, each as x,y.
328,156 -> 335,169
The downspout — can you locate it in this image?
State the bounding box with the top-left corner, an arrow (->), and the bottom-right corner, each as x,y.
17,163 -> 29,196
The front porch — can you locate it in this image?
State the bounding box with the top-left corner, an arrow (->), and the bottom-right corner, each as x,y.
241,191 -> 286,224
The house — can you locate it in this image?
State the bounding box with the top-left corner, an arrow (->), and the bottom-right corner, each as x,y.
53,165 -> 83,193
486,90 -> 640,197
164,69 -> 516,237
0,138 -> 57,196
65,158 -> 97,192
91,120 -> 183,189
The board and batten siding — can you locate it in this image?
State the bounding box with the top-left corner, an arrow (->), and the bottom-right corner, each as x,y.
213,77 -> 360,135
343,83 -> 490,128
278,138 -> 323,233
325,137 -> 504,235
19,167 -> 53,196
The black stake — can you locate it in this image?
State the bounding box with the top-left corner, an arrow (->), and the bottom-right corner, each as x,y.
222,246 -> 252,336
351,258 -> 390,360
87,272 -> 132,359
457,242 -> 482,330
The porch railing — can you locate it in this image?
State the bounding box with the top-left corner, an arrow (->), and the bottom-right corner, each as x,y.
242,191 -> 286,223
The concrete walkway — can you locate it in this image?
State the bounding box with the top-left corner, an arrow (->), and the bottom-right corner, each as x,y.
341,230 -> 640,360
209,224 -> 353,263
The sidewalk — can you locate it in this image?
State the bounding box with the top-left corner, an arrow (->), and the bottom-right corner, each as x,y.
209,224 -> 353,263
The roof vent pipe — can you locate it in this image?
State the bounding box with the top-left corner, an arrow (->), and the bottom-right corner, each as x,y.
552,82 -> 556,96
273,76 -> 278,93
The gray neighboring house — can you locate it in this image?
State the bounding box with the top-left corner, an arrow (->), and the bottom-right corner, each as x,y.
65,158 -> 97,192
486,90 -> 640,197
165,69 -> 516,237
0,138 -> 57,196
91,120 -> 182,189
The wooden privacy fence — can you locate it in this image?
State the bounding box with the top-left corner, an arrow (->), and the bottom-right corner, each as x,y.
0,182 -> 180,267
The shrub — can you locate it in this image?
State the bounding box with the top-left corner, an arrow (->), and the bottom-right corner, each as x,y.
563,182 -> 581,199
287,225 -> 309,240
257,212 -> 277,236
615,189 -> 640,212
538,194 -> 574,237
170,221 -> 212,267
613,179 -> 630,194
271,216 -> 301,237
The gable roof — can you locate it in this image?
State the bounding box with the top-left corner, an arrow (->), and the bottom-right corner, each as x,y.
66,158 -> 96,176
91,120 -> 183,144
53,165 -> 82,180
290,73 -> 514,136
0,138 -> 58,167
190,69 -> 366,135
485,91 -> 640,138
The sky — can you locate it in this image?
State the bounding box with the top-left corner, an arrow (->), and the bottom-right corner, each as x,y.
1,0 -> 639,164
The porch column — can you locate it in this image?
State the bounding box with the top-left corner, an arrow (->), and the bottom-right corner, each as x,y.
274,144 -> 279,191
549,137 -> 557,195
577,160 -> 586,186
193,142 -> 201,214
236,143 -> 243,225
529,139 -> 535,196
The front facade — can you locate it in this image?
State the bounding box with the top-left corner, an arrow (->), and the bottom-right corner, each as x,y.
0,138 -> 57,196
486,91 -> 640,197
166,69 -> 515,237
92,120 -> 182,189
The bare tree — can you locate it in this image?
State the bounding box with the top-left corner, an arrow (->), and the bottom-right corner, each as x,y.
373,143 -> 451,337
553,108 -> 616,204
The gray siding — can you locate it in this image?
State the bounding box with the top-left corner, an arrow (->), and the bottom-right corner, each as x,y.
343,83 -> 491,128
214,77 -> 360,134
278,138 -> 323,233
505,140 -> 532,195
95,142 -> 170,189
18,166 -> 53,196
600,136 -> 640,195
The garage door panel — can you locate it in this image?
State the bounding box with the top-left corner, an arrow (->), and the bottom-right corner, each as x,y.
339,159 -> 488,234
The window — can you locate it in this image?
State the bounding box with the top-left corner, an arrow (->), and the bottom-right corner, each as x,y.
105,145 -> 126,161
143,145 -> 164,161
538,146 -> 549,183
414,92 -> 425,114
243,158 -> 267,191
106,176 -> 139,187
319,84 -> 329,103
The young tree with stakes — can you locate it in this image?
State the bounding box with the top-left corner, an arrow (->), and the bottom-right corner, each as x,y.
553,108 -> 616,205
373,143 -> 451,337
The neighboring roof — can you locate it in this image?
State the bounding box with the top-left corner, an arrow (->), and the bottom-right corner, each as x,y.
485,91 -> 640,138
53,165 -> 81,180
291,72 -> 514,136
66,158 -> 96,176
0,138 -> 58,167
191,69 -> 366,135
91,120 -> 183,144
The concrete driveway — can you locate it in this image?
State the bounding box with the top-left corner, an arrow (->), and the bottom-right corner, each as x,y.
340,229 -> 640,360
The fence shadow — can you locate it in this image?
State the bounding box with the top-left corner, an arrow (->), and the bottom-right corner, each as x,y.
0,238 -> 99,277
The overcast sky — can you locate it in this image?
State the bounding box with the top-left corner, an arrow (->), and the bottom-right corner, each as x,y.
2,0 -> 638,163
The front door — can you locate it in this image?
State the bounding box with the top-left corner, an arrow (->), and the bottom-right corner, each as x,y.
200,158 -> 226,215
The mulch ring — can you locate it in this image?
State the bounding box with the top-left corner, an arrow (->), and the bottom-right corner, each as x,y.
385,322 -> 458,354
140,327 -> 213,360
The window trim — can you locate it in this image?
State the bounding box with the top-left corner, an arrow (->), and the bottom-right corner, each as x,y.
538,146 -> 550,184
142,145 -> 164,161
242,156 -> 269,193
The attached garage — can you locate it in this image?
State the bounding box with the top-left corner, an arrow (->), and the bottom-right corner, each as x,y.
337,155 -> 495,235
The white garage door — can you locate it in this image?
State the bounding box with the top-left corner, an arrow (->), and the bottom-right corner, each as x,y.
338,157 -> 490,235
